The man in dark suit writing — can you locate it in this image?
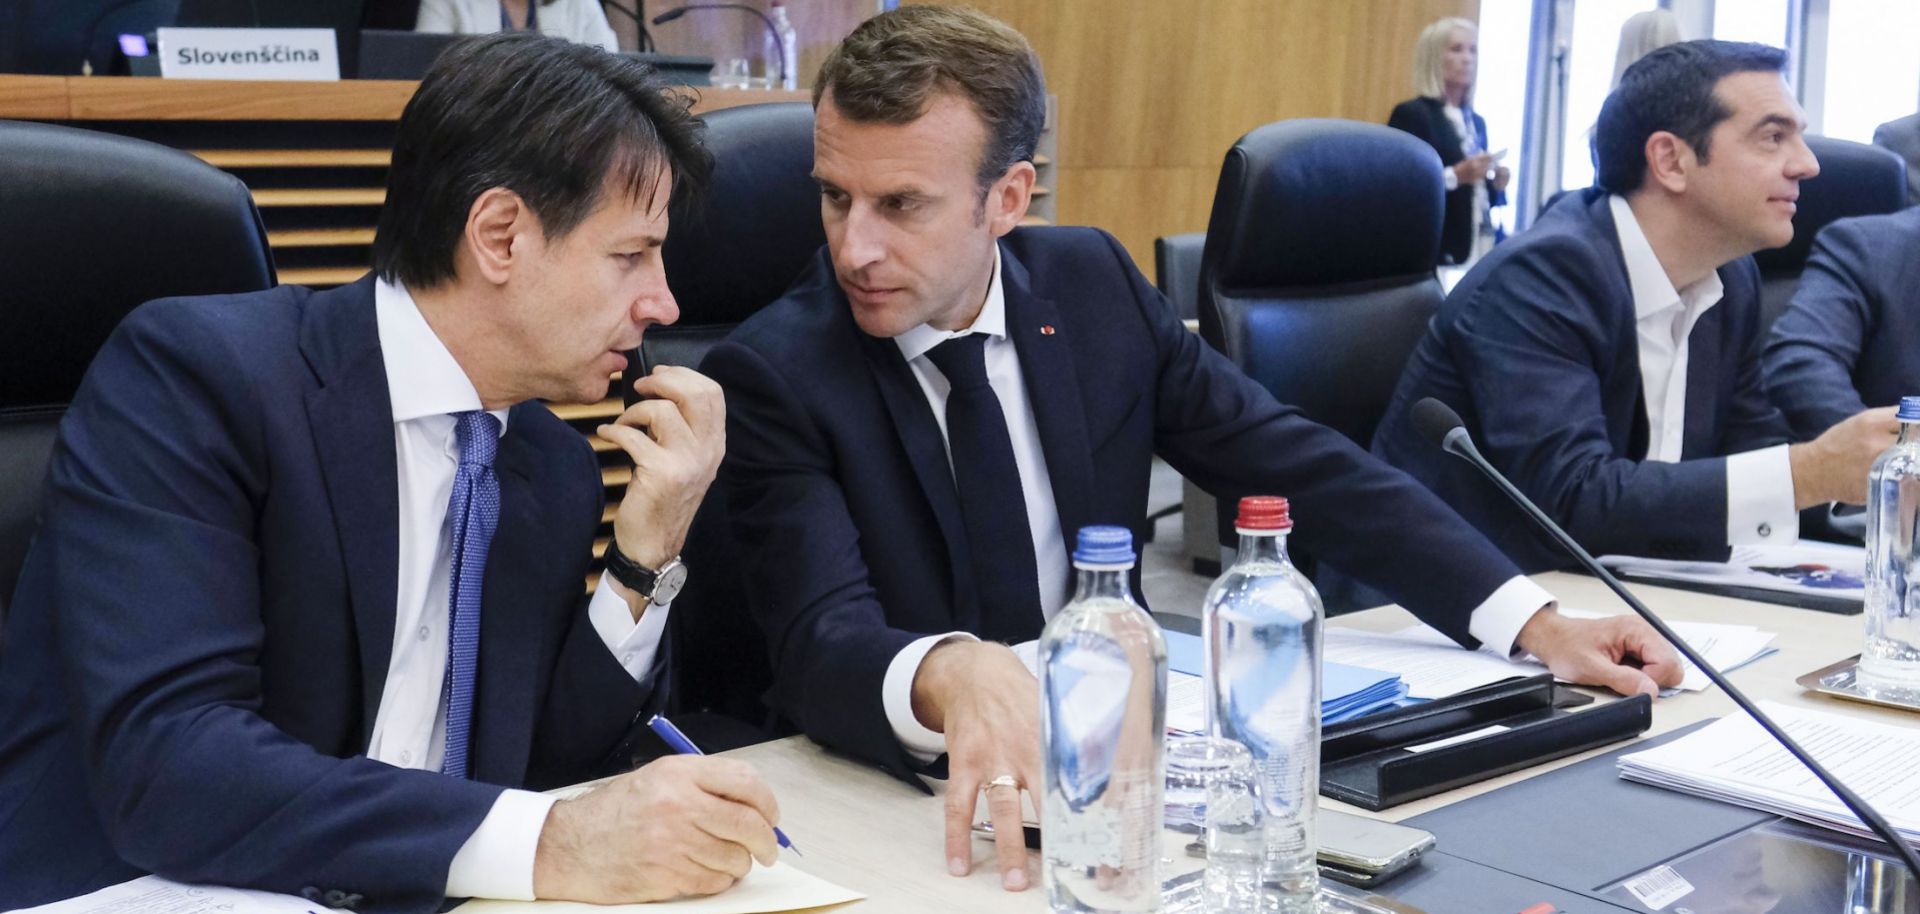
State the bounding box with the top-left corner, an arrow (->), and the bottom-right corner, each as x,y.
0,34 -> 779,912
1373,41 -> 1896,573
703,5 -> 1682,893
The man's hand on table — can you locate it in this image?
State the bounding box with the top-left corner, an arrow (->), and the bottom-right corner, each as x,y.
911,640 -> 1043,892
1516,607 -> 1685,697
532,755 -> 781,902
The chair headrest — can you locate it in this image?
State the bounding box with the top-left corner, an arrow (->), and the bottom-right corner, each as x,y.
662,102 -> 826,327
1752,135 -> 1908,274
1202,119 -> 1443,291
1,120 -> 275,410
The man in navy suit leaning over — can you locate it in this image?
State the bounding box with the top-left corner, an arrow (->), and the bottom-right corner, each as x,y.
702,5 -> 1683,893
1374,41 -> 1898,574
0,35 -> 781,913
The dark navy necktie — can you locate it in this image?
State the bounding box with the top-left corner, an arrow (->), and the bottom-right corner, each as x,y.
442,410 -> 501,778
925,334 -> 1043,642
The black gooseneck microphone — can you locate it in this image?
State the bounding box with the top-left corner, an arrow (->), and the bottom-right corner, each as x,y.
650,3 -> 784,87
1412,396 -> 1920,879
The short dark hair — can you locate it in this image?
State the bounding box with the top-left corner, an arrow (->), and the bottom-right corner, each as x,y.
813,6 -> 1046,192
373,33 -> 711,290
1594,39 -> 1788,194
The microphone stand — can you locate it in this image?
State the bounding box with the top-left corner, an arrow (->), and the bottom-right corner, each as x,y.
650,3 -> 782,88
1415,397 -> 1920,880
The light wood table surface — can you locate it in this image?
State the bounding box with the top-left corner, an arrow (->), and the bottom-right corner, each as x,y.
717,571 -> 1897,911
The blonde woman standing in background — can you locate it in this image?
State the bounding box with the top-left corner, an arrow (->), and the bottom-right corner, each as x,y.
1613,9 -> 1685,86
1388,17 -> 1510,266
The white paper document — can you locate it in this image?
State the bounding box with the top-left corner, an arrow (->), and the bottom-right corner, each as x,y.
1323,610 -> 1776,700
14,876 -> 339,914
20,865 -> 862,914
454,862 -> 864,914
1599,542 -> 1866,602
1617,701 -> 1920,848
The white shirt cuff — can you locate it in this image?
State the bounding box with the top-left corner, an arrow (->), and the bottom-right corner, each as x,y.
445,788 -> 557,900
1442,164 -> 1460,191
1466,575 -> 1558,659
1725,445 -> 1799,546
883,632 -> 980,764
587,571 -> 671,681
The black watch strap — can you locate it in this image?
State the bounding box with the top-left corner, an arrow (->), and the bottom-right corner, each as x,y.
603,536 -> 659,595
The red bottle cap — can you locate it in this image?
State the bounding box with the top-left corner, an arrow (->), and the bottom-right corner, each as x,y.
1235,496 -> 1292,531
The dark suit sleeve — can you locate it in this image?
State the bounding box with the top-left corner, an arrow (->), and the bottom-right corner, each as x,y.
43,306 -> 501,914
1387,100 -> 1434,148
1764,222 -> 1877,440
1450,252 -> 1733,560
1100,234 -> 1525,649
700,341 -> 929,784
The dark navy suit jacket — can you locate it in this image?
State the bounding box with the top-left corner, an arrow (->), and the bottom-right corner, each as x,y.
1372,189 -> 1790,572
1388,96 -> 1507,265
0,278 -> 666,913
702,227 -> 1530,783
1764,207 -> 1920,440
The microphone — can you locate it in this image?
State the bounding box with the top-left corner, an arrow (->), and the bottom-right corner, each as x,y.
649,3 -> 785,87
1413,396 -> 1920,879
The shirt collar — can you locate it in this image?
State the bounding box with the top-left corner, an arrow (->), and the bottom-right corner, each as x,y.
1609,194 -> 1724,320
894,245 -> 1007,363
373,277 -> 511,433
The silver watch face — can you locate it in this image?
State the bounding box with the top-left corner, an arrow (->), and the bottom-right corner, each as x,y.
650,559 -> 688,604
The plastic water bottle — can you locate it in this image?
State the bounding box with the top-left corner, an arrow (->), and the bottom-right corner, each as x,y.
1039,526 -> 1167,914
766,0 -> 799,91
1201,496 -> 1324,912
1861,396 -> 1920,698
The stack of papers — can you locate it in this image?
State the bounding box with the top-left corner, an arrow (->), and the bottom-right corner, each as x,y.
1617,702 -> 1920,848
1600,542 -> 1866,602
24,869 -> 864,914
1321,610 -> 1778,699
1162,631 -> 1407,733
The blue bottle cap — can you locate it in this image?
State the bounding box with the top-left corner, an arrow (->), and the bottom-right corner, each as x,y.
1901,397 -> 1920,421
1073,525 -> 1135,566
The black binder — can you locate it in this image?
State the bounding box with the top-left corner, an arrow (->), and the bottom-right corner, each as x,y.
1319,675 -> 1651,811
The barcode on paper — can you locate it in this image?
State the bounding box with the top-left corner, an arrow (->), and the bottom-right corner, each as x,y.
1623,865 -> 1694,911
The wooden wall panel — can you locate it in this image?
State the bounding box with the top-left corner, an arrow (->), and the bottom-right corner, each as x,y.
917,0 -> 1480,270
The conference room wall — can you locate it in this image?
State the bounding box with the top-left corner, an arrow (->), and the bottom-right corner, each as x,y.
916,0 -> 1481,275
629,0 -> 1482,275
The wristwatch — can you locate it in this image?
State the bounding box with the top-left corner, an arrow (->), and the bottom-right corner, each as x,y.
603,537 -> 688,604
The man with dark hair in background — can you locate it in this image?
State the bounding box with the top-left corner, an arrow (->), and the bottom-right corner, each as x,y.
704,5 -> 1684,893
0,33 -> 781,912
1373,40 -> 1897,573
1764,206 -> 1920,444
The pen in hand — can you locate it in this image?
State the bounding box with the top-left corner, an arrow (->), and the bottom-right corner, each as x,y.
646,714 -> 801,856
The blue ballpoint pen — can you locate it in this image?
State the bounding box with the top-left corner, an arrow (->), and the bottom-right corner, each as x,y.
646,714 -> 801,855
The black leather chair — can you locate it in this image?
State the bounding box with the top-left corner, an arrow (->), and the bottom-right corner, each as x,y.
1751,135 -> 1906,332
1196,119 -> 1445,601
0,120 -> 276,629
619,102 -> 824,743
1153,232 -> 1205,321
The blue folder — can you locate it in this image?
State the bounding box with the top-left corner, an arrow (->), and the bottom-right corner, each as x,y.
1164,630 -> 1406,723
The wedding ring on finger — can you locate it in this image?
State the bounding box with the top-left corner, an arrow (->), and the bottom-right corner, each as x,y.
985,774 -> 1020,791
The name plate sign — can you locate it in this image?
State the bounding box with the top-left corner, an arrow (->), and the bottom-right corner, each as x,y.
157,28 -> 340,81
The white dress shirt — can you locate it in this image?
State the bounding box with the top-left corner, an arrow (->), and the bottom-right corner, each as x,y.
1608,196 -> 1798,545
879,250 -> 1556,761
415,0 -> 619,52
368,279 -> 668,900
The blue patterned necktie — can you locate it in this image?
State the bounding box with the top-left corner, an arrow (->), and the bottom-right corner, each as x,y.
925,334 -> 1044,642
442,410 -> 501,778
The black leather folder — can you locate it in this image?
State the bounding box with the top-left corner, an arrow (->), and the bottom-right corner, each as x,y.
1320,675 -> 1651,811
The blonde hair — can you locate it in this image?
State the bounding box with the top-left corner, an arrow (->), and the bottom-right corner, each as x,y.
1613,10 -> 1685,86
1413,17 -> 1477,106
